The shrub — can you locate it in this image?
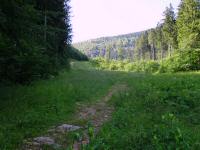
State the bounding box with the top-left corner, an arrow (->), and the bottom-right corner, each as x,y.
144,61 -> 160,73
109,62 -> 118,70
161,49 -> 200,72
124,63 -> 135,71
92,49 -> 200,73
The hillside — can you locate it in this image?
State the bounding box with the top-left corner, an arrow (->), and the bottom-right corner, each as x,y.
73,31 -> 143,60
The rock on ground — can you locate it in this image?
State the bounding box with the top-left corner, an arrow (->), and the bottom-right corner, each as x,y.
56,124 -> 82,133
33,137 -> 55,145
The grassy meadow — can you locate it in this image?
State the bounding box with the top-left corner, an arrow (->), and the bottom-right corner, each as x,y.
0,61 -> 200,149
88,72 -> 200,149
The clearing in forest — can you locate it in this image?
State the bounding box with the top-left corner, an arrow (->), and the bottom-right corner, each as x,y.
1,62 -> 200,149
22,83 -> 129,149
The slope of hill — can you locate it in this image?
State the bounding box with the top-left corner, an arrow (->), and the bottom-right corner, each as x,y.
73,31 -> 143,60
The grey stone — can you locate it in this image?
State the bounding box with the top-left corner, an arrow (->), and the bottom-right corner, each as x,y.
56,124 -> 82,133
33,137 -> 55,145
32,142 -> 40,146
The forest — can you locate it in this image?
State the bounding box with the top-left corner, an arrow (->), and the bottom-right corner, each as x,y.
74,1 -> 200,73
0,0 -> 87,84
0,0 -> 200,149
73,32 -> 142,59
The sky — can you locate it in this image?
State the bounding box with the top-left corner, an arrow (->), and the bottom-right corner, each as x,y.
71,0 -> 181,43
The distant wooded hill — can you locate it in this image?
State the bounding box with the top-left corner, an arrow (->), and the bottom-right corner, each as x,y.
73,32 -> 143,60
74,1 -> 200,63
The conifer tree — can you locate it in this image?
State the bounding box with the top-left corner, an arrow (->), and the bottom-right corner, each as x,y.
135,32 -> 150,60
155,23 -> 168,59
105,45 -> 111,61
148,29 -> 157,60
163,4 -> 178,57
177,0 -> 200,49
117,41 -> 124,60
0,0 -> 72,83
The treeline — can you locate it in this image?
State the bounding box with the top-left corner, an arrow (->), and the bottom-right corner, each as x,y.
92,0 -> 200,73
73,32 -> 142,60
0,0 -> 87,84
69,47 -> 88,61
75,0 -> 200,64
135,0 -> 200,61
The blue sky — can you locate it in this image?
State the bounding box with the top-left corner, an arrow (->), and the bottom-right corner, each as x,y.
71,0 -> 180,43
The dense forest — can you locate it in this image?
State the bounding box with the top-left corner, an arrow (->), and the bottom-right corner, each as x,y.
73,32 -> 142,60
134,1 -> 200,61
74,0 -> 200,67
0,0 -> 87,84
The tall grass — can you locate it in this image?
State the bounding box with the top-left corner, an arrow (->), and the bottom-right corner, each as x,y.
0,62 -> 121,149
86,72 -> 200,149
1,61 -> 200,149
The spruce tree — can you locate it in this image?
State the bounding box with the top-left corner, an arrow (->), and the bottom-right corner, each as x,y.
135,31 -> 150,60
177,0 -> 200,49
0,0 -> 72,83
148,29 -> 157,60
105,45 -> 111,61
163,4 -> 178,56
155,23 -> 168,59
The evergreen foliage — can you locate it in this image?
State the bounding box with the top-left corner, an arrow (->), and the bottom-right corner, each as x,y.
163,3 -> 178,54
177,0 -> 200,49
73,32 -> 142,60
0,0 -> 72,83
75,0 -> 200,72
69,47 -> 88,61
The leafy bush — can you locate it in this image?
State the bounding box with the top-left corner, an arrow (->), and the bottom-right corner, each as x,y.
109,62 -> 118,70
144,61 -> 160,73
158,49 -> 200,72
91,59 -> 160,73
124,63 -> 135,71
92,49 -> 200,73
175,49 -> 200,71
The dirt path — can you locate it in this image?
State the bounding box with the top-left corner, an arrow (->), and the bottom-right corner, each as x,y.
23,84 -> 128,150
73,84 -> 128,149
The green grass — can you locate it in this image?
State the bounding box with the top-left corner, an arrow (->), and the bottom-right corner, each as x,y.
1,61 -> 200,149
87,72 -> 200,149
0,61 -> 125,149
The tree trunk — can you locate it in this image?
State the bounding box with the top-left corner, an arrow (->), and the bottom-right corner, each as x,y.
44,8 -> 47,50
160,42 -> 163,60
153,45 -> 156,60
168,43 -> 171,57
151,44 -> 156,60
